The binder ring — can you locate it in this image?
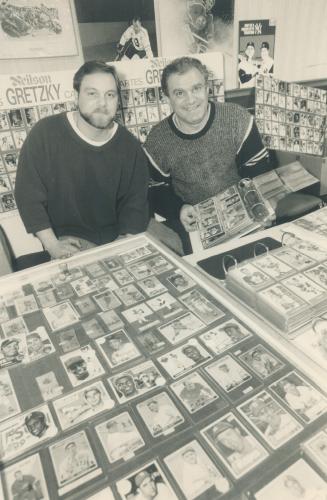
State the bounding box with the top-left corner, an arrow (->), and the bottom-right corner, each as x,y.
238,178 -> 251,190
254,242 -> 269,258
250,202 -> 267,220
281,231 -> 296,247
243,189 -> 259,205
222,254 -> 238,276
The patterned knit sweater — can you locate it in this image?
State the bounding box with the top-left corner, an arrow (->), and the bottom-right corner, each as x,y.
144,101 -> 268,205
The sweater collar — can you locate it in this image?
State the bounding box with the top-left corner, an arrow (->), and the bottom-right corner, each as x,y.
168,101 -> 215,140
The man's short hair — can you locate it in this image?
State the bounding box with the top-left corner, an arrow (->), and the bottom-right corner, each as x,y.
161,56 -> 209,97
261,41 -> 270,50
73,61 -> 119,94
25,411 -> 45,426
135,470 -> 151,488
132,15 -> 141,24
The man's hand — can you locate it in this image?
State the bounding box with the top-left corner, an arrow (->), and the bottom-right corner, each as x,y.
47,238 -> 82,259
180,204 -> 198,232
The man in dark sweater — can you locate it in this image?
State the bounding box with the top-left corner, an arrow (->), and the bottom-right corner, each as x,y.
15,61 -> 149,259
144,56 -> 269,248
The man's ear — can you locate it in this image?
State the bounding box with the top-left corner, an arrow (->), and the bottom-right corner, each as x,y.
74,89 -> 79,107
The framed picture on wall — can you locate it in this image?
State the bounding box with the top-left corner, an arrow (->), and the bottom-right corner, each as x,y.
0,0 -> 78,59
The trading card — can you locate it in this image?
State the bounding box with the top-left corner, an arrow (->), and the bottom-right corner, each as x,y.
199,319 -> 251,355
24,106 -> 39,126
282,273 -> 326,304
205,355 -> 255,395
120,89 -> 133,107
201,412 -> 268,479
55,282 -> 75,300
12,129 -> 27,149
133,89 -> 146,106
112,268 -> 134,285
50,430 -> 100,495
109,360 -> 166,403
147,106 -> 160,122
0,131 -> 15,151
61,345 -> 105,387
2,453 -> 49,500
73,295 -> 99,317
99,309 -> 125,332
82,317 -> 106,339
136,392 -> 184,437
93,290 -> 121,311
147,292 -> 185,319
164,439 -> 231,499
258,283 -> 307,315
238,390 -> 303,449
139,125 -> 151,142
136,329 -> 168,355
96,329 -> 140,367
57,327 -> 81,352
31,277 -> 54,294
114,284 -> 145,306
127,259 -> 154,280
36,371 -> 64,401
0,301 -> 9,322
1,316 -> 29,337
303,430 -> 327,474
166,271 -> 195,293
93,274 -> 119,292
124,108 -> 137,125
70,276 -> 97,296
146,255 -> 173,274
43,301 -> 80,331
137,276 -> 167,297
95,411 -> 145,463
273,246 -> 316,270
304,264 -> 327,289
0,335 -> 28,368
253,254 -> 294,280
178,289 -> 224,324
86,487 -> 115,500
0,111 -> 9,129
157,339 -> 211,379
239,344 -> 284,379
254,458 -> 327,500
0,174 -> 10,193
103,256 -> 122,270
171,371 -> 219,413
53,380 -> 115,430
38,104 -> 52,118
158,312 -> 205,344
52,265 -> 84,286
84,261 -> 107,278
37,289 -> 58,308
0,370 -> 20,423
0,404 -> 57,461
269,371 -> 327,423
119,244 -> 153,264
26,326 -> 55,361
229,262 -> 272,290
116,461 -> 177,500
52,102 -> 66,114
146,87 -> 157,103
0,192 -> 15,210
122,303 -> 160,332
8,109 -> 23,128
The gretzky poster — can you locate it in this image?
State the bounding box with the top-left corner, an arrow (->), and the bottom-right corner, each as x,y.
238,19 -> 276,88
0,0 -> 78,59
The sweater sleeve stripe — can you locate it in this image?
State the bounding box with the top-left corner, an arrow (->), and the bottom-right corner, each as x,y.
236,119 -> 267,167
245,147 -> 269,166
143,147 -> 171,178
236,115 -> 253,155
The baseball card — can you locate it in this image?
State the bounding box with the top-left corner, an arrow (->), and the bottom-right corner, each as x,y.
0,335 -> 28,368
49,430 -> 100,495
1,316 -> 29,337
114,284 -> 145,306
57,327 -> 81,353
69,275 -> 97,296
201,412 -> 269,479
93,274 -> 119,292
253,254 -> 294,280
108,360 -> 166,403
99,309 -> 125,332
82,317 -> 106,339
95,411 -> 145,463
53,380 -> 115,430
239,344 -> 284,379
157,339 -> 211,379
238,390 -> 303,449
273,247 -> 316,270
31,277 -> 54,294
0,301 -> 9,322
171,371 -> 220,415
73,295 -> 99,317
96,330 -> 140,368
37,289 -> 58,308
36,371 -> 64,401
166,271 -> 195,293
158,312 -> 205,344
304,264 -> 327,290
103,256 -> 122,271
0,370 -> 20,423
2,453 -> 49,500
199,319 -> 252,355
281,273 -> 327,304
136,392 -> 184,437
137,276 -> 168,297
136,329 -> 168,355
122,303 -> 160,332
269,371 -> 327,423
164,439 -> 231,499
112,268 -> 135,286
178,289 -> 224,324
26,326 -> 55,361
14,294 -> 39,315
93,290 -> 122,311
303,430 -> 327,475
55,282 -> 76,301
0,404 -> 58,461
43,301 -> 80,331
61,345 -> 105,387
126,260 -> 154,280
84,261 -> 107,278
147,292 -> 185,320
116,461 -> 177,500
145,255 -> 173,274
119,244 -> 154,264
254,458 -> 327,500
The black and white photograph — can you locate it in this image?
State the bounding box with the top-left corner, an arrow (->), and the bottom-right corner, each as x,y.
1,316 -> 29,337
239,344 -> 284,379
166,271 -> 195,293
205,355 -> 256,395
303,430 -> 327,474
171,371 -> 219,414
14,293 -> 39,316
178,289 -> 224,324
43,301 -> 80,331
137,276 -> 168,297
147,292 -> 185,320
158,312 -> 205,344
57,327 -> 81,353
61,345 -> 105,387
136,392 -> 184,437
92,290 -> 122,311
99,309 -> 125,332
201,412 -> 269,479
36,371 -> 64,401
157,339 -> 211,379
26,326 -> 55,361
73,295 -> 99,317
96,329 -> 140,367
0,335 -> 28,368
95,411 -> 145,463
70,276 -> 97,296
122,303 -> 160,332
0,370 -> 20,423
199,319 -> 252,354
114,284 -> 145,306
2,453 -> 49,500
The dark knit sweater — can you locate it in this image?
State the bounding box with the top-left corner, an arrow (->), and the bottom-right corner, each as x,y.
144,102 -> 268,205
15,113 -> 149,245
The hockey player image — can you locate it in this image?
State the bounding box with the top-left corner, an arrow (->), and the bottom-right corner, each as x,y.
116,16 -> 153,60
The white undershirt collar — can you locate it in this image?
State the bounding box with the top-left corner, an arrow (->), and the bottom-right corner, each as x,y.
67,111 -> 118,146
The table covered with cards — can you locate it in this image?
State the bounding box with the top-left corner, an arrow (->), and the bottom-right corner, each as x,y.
0,234 -> 326,500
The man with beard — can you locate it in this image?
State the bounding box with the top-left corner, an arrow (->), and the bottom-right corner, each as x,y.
15,61 -> 149,260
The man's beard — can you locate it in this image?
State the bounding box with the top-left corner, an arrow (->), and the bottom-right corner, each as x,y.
79,108 -> 114,129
